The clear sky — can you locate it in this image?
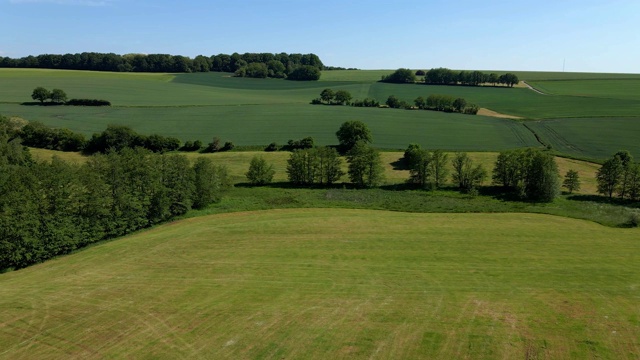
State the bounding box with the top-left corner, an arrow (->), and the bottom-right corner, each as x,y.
1,0 -> 639,73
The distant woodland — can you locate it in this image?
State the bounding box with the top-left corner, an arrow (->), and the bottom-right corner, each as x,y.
0,52 -> 324,80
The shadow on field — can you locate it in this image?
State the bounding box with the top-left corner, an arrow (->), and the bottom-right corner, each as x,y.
20,102 -> 64,106
567,194 -> 640,208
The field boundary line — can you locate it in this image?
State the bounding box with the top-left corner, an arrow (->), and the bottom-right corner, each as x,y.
522,81 -> 548,95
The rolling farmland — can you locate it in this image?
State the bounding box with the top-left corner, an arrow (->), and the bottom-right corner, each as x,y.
2,68 -> 640,159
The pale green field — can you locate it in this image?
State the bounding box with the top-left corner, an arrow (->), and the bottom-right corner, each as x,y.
0,209 -> 638,359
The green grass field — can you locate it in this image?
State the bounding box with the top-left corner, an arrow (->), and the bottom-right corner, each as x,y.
2,68 -> 640,159
0,209 -> 638,359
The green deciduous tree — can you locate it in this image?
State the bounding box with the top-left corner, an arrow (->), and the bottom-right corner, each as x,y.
50,88 -> 67,103
320,88 -> 334,104
381,68 -> 416,83
430,149 -> 449,189
407,148 -> 431,189
333,90 -> 352,105
597,156 -> 624,199
346,141 -> 384,188
31,87 -> 51,103
336,120 -> 372,153
562,170 -> 581,194
193,157 -> 230,208
246,156 -> 275,185
452,152 -> 487,193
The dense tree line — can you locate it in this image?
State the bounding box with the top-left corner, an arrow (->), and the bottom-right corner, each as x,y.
0,135 -> 231,270
311,89 -> 353,105
596,151 -> 640,200
423,68 -> 519,87
381,68 -> 519,87
0,52 -> 324,80
492,148 -> 560,202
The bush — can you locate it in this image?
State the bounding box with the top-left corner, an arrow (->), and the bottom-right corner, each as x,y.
66,99 -> 111,106
205,137 -> 221,152
629,212 -> 639,228
310,98 -> 322,105
221,141 -> 234,151
265,142 -> 279,152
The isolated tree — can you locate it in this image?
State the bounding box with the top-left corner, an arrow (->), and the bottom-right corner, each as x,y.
245,156 -> 275,185
49,88 -> 67,103
320,88 -> 334,104
31,87 -> 50,103
452,152 -> 487,193
429,149 -> 449,189
336,120 -> 372,153
346,141 -> 384,187
333,90 -> 352,105
562,170 -> 581,194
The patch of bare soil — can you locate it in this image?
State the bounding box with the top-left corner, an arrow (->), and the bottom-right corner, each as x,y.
477,108 -> 523,119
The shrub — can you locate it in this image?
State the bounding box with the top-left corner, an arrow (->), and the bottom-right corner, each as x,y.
221,141 -> 234,151
310,98 -> 322,105
265,142 -> 279,152
246,156 -> 275,185
66,99 -> 111,106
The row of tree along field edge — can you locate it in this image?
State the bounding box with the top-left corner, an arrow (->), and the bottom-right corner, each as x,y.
311,88 -> 479,114
382,68 -> 519,87
0,52 -> 324,80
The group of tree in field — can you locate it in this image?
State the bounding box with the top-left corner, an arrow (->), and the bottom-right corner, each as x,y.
311,89 -> 478,114
388,94 -> 479,114
30,87 -> 110,106
492,148 -> 561,202
2,52 -> 324,80
311,88 -> 353,105
596,150 -> 640,201
0,132 -> 231,270
382,68 -> 519,87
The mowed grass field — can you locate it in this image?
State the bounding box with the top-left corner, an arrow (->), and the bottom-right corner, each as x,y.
2,68 -> 640,159
0,209 -> 638,359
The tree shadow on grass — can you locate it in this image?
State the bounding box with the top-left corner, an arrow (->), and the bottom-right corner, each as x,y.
567,194 -> 640,208
20,102 -> 64,106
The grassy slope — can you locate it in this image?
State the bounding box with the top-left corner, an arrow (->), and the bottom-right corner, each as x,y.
2,69 -> 640,159
0,209 -> 638,359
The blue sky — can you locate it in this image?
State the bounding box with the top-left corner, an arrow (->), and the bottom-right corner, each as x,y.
1,0 -> 638,73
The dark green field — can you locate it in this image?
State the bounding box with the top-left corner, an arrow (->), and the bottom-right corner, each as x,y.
1,68 -> 640,159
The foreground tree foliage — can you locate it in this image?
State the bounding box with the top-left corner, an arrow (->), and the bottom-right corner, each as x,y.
492,148 -> 560,202
0,140 -> 230,270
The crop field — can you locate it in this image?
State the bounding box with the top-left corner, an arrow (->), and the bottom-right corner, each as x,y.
527,118 -> 640,160
2,68 -> 640,159
0,209 -> 638,359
